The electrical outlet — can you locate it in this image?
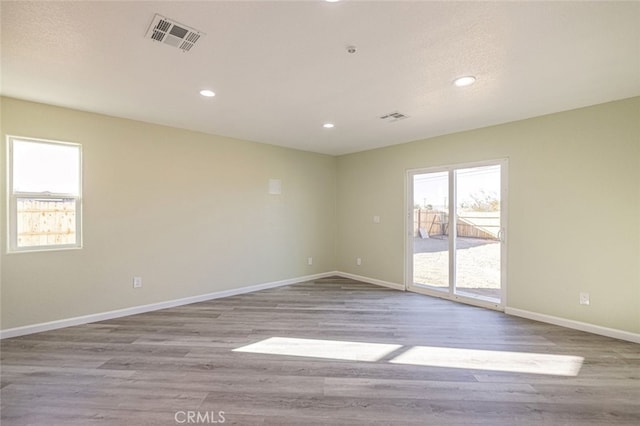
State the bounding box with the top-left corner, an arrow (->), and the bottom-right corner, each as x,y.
373,215 -> 381,224
356,257 -> 362,266
133,276 -> 143,288
307,257 -> 313,265
579,292 -> 590,305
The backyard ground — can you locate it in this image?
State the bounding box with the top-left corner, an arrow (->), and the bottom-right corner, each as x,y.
413,236 -> 500,300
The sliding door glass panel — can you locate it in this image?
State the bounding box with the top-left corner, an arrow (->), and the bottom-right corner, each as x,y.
412,171 -> 449,292
454,165 -> 501,302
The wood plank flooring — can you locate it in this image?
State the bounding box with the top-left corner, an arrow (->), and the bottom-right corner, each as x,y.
1,277 -> 639,425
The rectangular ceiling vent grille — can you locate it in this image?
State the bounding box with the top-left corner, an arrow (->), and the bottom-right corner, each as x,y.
146,14 -> 204,53
379,112 -> 409,122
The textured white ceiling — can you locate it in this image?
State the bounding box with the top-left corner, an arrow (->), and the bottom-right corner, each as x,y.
1,1 -> 639,155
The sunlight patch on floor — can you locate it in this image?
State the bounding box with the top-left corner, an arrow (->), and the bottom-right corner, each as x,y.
234,337 -> 584,376
390,345 -> 583,376
233,337 -> 402,362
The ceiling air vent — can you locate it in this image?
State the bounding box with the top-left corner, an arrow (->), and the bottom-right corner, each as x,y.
379,112 -> 409,122
145,14 -> 204,53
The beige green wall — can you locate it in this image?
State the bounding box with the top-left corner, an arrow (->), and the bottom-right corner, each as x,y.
0,97 -> 337,330
336,96 -> 640,334
2,96 -> 639,337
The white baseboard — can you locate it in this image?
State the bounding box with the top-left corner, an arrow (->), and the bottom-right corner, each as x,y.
334,272 -> 640,344
5,272 -> 636,345
334,271 -> 405,291
505,307 -> 640,344
339,271 -> 640,344
0,272 -> 336,339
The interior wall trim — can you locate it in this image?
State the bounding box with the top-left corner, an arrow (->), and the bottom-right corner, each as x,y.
0,272 -> 336,339
3,271 -> 637,344
334,271 -> 405,291
334,272 -> 640,344
505,307 -> 640,344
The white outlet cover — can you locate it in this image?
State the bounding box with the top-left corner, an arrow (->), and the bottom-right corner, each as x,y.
268,178 -> 282,195
579,292 -> 590,305
373,215 -> 381,223
133,277 -> 143,288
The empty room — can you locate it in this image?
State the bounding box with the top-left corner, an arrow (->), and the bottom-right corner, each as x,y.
1,1 -> 639,425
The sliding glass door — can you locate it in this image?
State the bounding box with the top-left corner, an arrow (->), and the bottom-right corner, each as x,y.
407,160 -> 507,309
411,171 -> 450,292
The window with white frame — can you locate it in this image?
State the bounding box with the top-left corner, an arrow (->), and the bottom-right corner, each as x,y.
7,136 -> 82,252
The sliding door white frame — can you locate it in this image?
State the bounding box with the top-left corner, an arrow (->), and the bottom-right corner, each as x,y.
405,159 -> 508,311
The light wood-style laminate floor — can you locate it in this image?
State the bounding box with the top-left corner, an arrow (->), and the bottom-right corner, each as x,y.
1,277 -> 639,425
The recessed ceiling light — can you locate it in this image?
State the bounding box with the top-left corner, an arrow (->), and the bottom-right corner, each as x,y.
453,76 -> 476,87
199,89 -> 215,97
325,0 -> 341,3
323,123 -> 335,128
